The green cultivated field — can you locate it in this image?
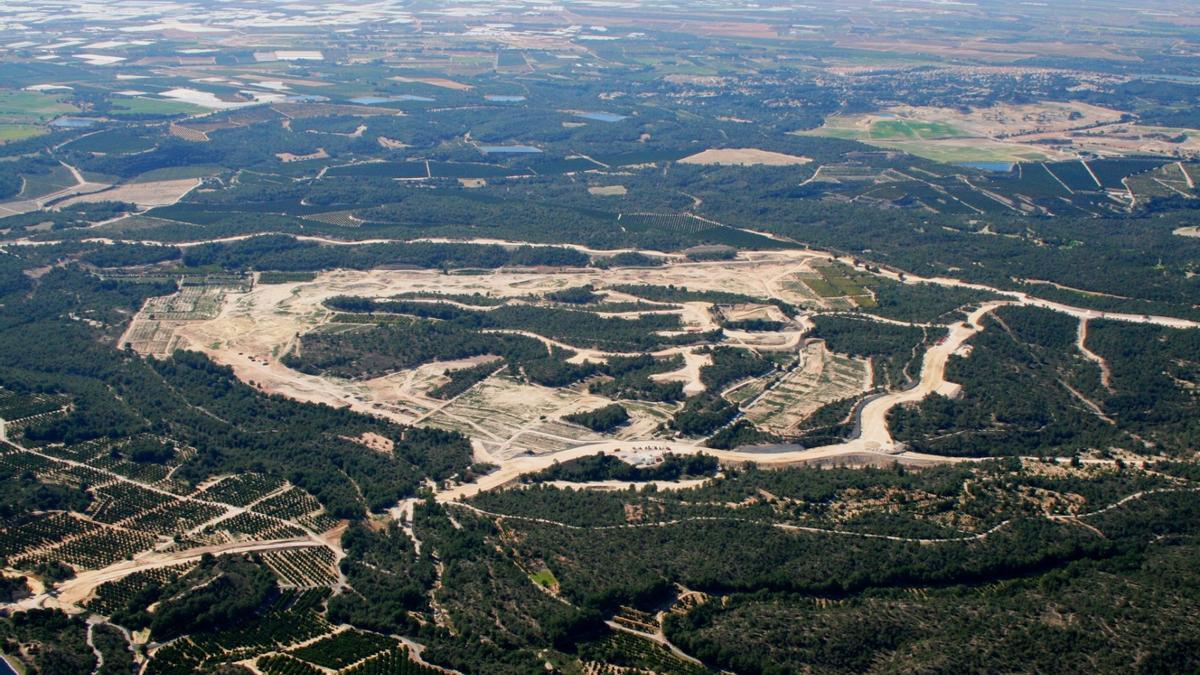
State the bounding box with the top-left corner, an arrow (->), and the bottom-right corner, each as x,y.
109,97 -> 206,117
869,119 -> 964,140
0,124 -> 46,143
0,90 -> 77,121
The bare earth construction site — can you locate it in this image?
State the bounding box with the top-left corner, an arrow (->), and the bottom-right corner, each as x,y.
119,247 -> 1199,501
122,252 -> 866,470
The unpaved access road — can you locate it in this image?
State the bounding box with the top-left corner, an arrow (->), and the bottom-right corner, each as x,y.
852,302 -> 1005,450
0,161 -> 109,217
1076,318 -> 1115,392
434,439 -> 968,503
48,538 -> 322,608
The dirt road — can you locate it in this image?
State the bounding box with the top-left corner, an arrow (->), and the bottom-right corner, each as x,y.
1076,318 -> 1115,392
0,161 -> 109,217
853,302 -> 1005,450
433,439 -> 971,503
21,538 -> 321,610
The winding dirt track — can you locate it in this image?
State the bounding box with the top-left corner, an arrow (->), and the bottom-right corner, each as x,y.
449,501 -> 1013,543
434,439 -> 967,503
1076,318 -> 1115,392
852,302 -> 1003,450
450,486 -> 1200,542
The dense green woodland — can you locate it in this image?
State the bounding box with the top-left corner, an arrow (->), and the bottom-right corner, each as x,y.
453,464 -> 1200,673
562,404 -> 631,433
891,306 -> 1200,457
0,256 -> 472,518
523,453 -> 718,483
0,610 -> 96,674
665,541 -> 1200,674
320,296 -> 708,351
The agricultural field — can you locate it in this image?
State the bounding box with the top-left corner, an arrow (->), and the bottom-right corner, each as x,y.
0,90 -> 77,122
0,393 -> 363,670
799,101 -> 1171,165
0,124 -> 46,143
108,97 -> 206,118
59,177 -> 201,209
793,262 -> 880,309
61,128 -> 160,154
1124,161 -> 1198,201
121,280 -> 248,355
742,341 -> 872,436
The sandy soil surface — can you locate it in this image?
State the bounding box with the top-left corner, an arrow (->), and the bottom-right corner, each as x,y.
853,302 -> 1005,450
679,148 -> 812,166
529,478 -> 713,491
588,185 -> 627,196
812,101 -> 1121,141
804,101 -> 1200,161
434,441 -> 973,503
1016,123 -> 1200,158
720,303 -> 786,322
743,341 -> 871,434
48,231 -> 680,262
649,348 -> 712,395
276,149 -> 328,162
119,255 -> 831,460
59,178 -> 202,209
426,376 -> 614,460
345,431 -> 395,453
900,101 -> 1124,138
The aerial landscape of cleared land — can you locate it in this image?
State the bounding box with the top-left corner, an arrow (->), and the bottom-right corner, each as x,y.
0,0 -> 1199,674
